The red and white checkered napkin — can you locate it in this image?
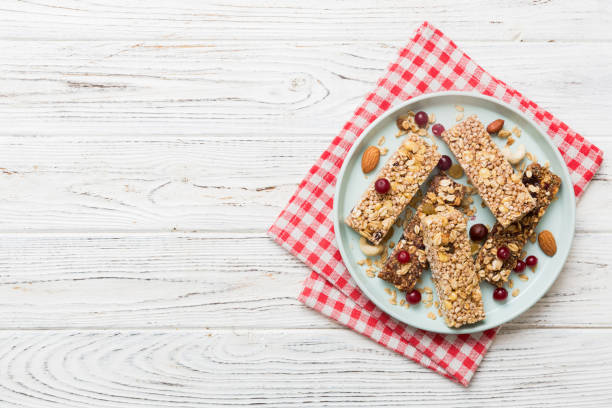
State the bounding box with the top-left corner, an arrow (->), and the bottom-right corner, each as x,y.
268,22 -> 603,386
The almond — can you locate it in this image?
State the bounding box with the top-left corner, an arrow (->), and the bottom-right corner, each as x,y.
486,119 -> 504,134
538,230 -> 557,256
361,146 -> 380,173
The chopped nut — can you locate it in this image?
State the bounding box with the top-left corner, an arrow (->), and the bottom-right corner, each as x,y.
448,164 -> 464,179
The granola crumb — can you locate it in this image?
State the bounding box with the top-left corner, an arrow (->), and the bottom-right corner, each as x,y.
357,259 -> 366,266
389,290 -> 397,305
508,279 -> 514,289
519,274 -> 529,281
400,299 -> 406,306
380,147 -> 389,155
389,241 -> 395,249
378,136 -> 386,146
512,288 -> 520,297
455,105 -> 464,112
384,287 -> 392,295
456,112 -> 464,121
366,258 -> 372,266
428,113 -> 436,123
427,311 -> 437,320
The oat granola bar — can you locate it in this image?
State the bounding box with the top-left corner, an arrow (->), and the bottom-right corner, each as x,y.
475,163 -> 561,286
441,115 -> 536,227
378,175 -> 466,292
421,207 -> 485,328
345,134 -> 440,245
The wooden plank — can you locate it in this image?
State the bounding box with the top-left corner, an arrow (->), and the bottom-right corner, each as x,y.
0,0 -> 610,42
0,40 -> 608,136
0,328 -> 610,407
0,133 -> 608,232
0,232 -> 609,329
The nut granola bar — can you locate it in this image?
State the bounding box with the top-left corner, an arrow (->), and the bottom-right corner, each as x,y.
441,115 -> 536,227
345,134 -> 440,245
421,207 -> 485,328
378,175 -> 466,292
475,163 -> 561,286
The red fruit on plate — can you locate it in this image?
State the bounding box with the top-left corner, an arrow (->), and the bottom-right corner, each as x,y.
525,255 -> 538,267
407,290 -> 421,304
493,287 -> 508,301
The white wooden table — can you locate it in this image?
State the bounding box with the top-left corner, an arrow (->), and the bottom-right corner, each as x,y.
0,1 -> 611,406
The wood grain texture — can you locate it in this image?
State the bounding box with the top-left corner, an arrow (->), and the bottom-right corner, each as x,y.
0,0 -> 610,42
0,329 -> 611,407
0,231 -> 609,329
0,40 -> 609,136
0,1 -> 610,405
0,133 -> 608,232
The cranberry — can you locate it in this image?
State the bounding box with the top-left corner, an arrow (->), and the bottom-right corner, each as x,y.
414,111 -> 428,127
437,155 -> 452,171
514,260 -> 526,273
497,246 -> 510,260
374,178 -> 390,194
493,287 -> 508,301
525,255 -> 538,267
407,289 -> 421,304
432,123 -> 445,136
469,224 -> 488,241
397,250 -> 410,263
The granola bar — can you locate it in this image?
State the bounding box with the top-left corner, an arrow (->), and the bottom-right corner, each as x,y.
475,163 -> 561,286
345,134 -> 440,245
378,175 -> 466,292
421,207 -> 485,328
441,115 -> 536,227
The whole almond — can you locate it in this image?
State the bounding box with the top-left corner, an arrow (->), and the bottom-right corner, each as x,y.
361,146 -> 380,173
487,119 -> 504,134
538,230 -> 557,256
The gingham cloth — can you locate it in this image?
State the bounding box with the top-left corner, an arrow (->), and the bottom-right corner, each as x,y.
268,22 -> 603,386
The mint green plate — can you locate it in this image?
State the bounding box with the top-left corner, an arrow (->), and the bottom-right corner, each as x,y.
333,91 -> 575,334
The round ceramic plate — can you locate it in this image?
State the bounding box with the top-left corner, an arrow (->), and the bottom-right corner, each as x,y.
334,91 -> 575,334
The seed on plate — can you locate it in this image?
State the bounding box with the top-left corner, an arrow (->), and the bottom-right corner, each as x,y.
456,112 -> 464,121
448,164 -> 464,179
512,289 -> 520,297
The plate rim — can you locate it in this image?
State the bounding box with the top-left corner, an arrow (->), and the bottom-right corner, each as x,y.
333,90 -> 576,334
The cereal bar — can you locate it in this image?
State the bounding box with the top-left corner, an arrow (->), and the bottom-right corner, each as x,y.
476,163 -> 561,286
345,134 -> 440,245
421,207 -> 485,328
378,174 -> 466,292
441,115 -> 536,227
